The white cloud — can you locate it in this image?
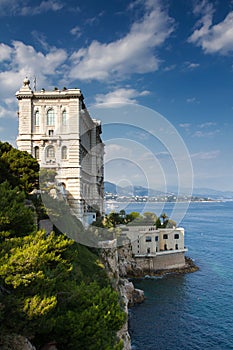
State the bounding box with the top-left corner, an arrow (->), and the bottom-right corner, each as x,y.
69,0 -> 174,81
70,26 -> 82,38
191,150 -> 220,160
188,1 -> 233,54
95,88 -> 150,106
184,62 -> 200,70
198,121 -> 217,128
0,43 -> 12,62
0,41 -> 67,102
0,104 -> 16,119
186,97 -> 199,103
192,130 -> 219,137
179,123 -> 191,129
0,0 -> 64,16
163,64 -> 176,72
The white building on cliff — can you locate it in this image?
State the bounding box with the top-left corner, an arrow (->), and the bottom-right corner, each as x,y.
16,78 -> 104,225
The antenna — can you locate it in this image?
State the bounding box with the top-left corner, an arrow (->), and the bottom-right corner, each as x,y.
33,77 -> 37,91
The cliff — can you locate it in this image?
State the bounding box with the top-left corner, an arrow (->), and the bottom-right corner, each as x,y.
99,240 -> 144,350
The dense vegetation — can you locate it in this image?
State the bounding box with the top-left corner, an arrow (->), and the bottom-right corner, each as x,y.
0,142 -> 125,350
93,209 -> 176,229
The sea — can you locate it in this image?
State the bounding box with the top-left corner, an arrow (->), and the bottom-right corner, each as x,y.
107,201 -> 233,350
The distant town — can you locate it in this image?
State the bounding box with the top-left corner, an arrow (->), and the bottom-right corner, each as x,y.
104,192 -> 214,203
104,181 -> 233,203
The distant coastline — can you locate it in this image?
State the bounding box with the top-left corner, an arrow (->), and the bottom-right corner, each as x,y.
105,197 -> 222,204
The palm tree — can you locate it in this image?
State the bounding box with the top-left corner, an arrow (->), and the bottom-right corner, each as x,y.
160,212 -> 168,226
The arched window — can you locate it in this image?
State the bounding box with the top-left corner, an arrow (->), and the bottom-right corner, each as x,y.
62,110 -> 67,126
46,146 -> 55,159
35,111 -> 40,126
61,146 -> 67,159
47,109 -> 55,126
34,146 -> 39,159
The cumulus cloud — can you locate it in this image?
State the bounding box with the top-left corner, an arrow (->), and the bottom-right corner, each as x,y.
0,43 -> 12,62
69,0 -> 174,81
95,88 -> 150,105
188,0 -> 233,54
0,41 -> 67,102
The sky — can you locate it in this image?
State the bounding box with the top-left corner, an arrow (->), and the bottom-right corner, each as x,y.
1,0 -> 233,192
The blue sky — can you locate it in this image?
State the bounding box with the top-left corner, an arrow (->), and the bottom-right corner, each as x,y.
1,0 -> 233,191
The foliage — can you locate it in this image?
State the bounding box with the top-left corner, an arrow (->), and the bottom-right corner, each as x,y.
93,210 -> 176,229
0,141 -> 125,349
0,181 -> 36,239
0,230 -> 125,349
0,141 -> 39,193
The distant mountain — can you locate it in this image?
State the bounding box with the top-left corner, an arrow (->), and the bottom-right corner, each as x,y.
104,181 -> 118,194
192,188 -> 233,199
104,181 -> 233,199
105,182 -> 170,197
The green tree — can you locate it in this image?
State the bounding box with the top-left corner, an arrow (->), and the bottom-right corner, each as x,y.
0,181 -> 36,239
0,231 -> 125,349
0,141 -> 39,193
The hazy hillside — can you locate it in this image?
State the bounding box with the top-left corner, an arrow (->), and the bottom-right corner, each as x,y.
104,181 -> 233,199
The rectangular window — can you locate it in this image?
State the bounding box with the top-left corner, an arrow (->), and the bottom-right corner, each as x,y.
174,234 -> 179,239
155,236 -> 158,241
35,111 -> 40,126
145,236 -> 152,242
163,234 -> 168,239
47,109 -> 55,126
49,130 -> 54,136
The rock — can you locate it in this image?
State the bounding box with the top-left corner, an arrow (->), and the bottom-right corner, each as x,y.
133,288 -> 144,305
0,334 -> 36,350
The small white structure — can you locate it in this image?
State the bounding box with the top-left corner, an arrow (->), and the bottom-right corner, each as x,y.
16,78 -> 104,225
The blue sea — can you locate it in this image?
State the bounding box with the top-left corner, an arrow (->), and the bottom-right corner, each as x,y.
110,201 -> 233,350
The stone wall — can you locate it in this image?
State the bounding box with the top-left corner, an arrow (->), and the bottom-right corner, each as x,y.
134,251 -> 186,274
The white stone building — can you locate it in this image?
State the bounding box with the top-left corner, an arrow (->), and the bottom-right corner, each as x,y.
119,225 -> 188,271
16,78 -> 104,225
121,225 -> 187,255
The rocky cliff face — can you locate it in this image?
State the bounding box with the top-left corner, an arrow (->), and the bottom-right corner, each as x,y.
100,240 -> 144,350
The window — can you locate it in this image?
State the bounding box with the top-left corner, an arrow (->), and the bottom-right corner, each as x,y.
34,146 -> 39,159
164,244 -> 168,251
62,110 -> 67,126
155,236 -> 158,241
61,146 -> 67,160
175,244 -> 179,250
35,111 -> 39,126
48,129 -> 54,136
145,236 -> 152,242
46,146 -> 55,159
163,234 -> 168,239
174,234 -> 179,239
47,109 -> 55,126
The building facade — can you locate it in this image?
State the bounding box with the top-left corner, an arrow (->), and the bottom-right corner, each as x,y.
16,78 -> 104,225
119,225 -> 187,272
